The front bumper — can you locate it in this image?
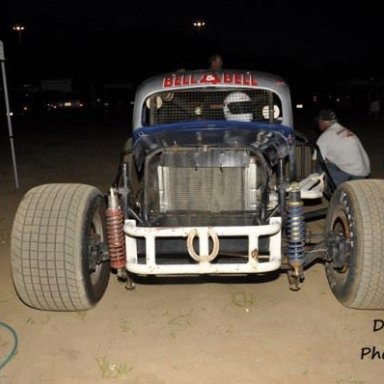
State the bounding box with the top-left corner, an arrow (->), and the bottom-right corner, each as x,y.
123,218 -> 282,275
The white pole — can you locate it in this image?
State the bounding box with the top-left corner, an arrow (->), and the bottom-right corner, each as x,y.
0,41 -> 20,190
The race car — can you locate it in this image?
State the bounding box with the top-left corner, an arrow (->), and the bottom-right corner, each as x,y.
11,70 -> 384,311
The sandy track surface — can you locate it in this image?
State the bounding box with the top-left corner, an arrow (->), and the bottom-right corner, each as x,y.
1,120 -> 384,384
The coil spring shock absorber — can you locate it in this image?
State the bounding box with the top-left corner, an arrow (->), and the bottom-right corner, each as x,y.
106,188 -> 126,270
286,184 -> 305,286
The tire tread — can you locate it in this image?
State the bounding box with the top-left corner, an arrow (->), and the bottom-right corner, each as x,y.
11,183 -> 107,311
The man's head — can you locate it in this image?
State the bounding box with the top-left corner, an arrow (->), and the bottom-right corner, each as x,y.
317,109 -> 337,132
209,54 -> 223,71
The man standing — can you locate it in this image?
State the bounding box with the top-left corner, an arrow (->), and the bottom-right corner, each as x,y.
209,54 -> 223,71
315,109 -> 370,186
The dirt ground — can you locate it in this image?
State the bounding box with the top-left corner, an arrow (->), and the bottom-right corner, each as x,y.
1,118 -> 384,384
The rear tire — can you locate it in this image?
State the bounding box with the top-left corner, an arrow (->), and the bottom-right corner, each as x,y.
325,180 -> 384,309
11,184 -> 110,311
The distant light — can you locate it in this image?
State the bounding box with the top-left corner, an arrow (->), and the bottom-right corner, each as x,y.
12,24 -> 25,32
79,103 -> 84,107
296,104 -> 304,109
193,20 -> 206,29
313,96 -> 318,103
336,98 -> 340,103
23,106 -> 28,111
96,98 -> 101,103
9,112 -> 14,116
64,102 -> 72,107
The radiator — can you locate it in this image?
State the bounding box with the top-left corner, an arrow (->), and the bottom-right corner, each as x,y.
157,161 -> 258,213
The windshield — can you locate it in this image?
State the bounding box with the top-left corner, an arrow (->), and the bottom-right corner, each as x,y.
142,88 -> 283,126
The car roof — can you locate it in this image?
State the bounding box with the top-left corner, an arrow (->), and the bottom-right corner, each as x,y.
139,69 -> 286,91
133,69 -> 293,129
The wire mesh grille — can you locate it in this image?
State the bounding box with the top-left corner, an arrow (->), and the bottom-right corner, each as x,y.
144,88 -> 282,126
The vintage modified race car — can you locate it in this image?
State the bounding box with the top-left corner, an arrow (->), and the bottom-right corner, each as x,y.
11,70 -> 384,311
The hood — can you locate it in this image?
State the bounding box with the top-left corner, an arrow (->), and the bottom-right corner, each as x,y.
133,120 -> 294,170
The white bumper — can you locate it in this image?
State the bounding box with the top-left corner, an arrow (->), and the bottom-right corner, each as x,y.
123,218 -> 282,275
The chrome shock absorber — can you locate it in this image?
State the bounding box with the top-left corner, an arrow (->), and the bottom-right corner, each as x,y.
286,184 -> 305,289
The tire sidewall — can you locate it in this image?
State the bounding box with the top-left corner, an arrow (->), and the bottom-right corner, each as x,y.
325,184 -> 362,306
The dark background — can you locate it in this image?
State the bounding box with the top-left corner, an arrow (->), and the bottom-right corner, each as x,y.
1,0 -> 383,122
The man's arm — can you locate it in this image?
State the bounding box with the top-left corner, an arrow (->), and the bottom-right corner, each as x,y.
316,133 -> 328,161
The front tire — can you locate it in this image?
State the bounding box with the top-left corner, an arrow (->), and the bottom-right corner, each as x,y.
325,180 -> 384,309
11,184 -> 110,311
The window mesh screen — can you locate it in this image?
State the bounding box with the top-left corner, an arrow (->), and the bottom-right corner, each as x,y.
144,89 -> 282,126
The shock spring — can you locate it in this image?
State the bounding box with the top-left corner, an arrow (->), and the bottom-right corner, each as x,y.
106,189 -> 126,270
286,187 -> 305,269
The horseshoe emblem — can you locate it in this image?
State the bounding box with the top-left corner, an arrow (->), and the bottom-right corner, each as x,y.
187,228 -> 220,262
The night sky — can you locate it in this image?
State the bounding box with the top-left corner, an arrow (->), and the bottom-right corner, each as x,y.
1,0 -> 383,85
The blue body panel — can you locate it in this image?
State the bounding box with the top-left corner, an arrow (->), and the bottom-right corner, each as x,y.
132,120 -> 295,171
133,120 -> 293,143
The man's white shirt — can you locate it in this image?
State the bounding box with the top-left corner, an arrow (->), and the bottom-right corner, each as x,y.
315,122 -> 370,176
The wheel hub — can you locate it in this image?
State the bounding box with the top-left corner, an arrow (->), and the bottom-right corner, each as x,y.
326,232 -> 351,271
88,236 -> 109,273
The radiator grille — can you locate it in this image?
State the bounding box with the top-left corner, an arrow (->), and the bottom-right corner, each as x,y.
158,163 -> 258,213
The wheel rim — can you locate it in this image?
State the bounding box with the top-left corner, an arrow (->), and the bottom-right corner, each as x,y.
330,207 -> 352,281
88,210 -> 104,286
